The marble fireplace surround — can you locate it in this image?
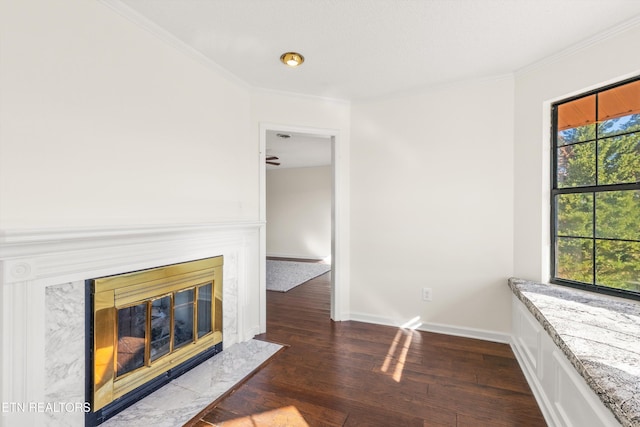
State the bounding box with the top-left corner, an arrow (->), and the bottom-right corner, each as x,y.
0,222 -> 264,427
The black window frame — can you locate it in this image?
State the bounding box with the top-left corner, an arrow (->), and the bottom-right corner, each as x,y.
550,75 -> 640,301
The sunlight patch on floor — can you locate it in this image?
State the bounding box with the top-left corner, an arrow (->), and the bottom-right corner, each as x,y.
380,319 -> 420,383
210,405 -> 309,427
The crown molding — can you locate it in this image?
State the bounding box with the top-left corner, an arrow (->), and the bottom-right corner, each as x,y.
99,0 -> 354,106
250,86 -> 351,106
353,72 -> 515,105
98,0 -> 250,90
516,15 -> 640,77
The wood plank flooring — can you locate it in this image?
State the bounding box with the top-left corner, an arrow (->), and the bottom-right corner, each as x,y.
189,269 -> 546,426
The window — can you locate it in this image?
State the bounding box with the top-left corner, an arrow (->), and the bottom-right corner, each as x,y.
551,77 -> 640,300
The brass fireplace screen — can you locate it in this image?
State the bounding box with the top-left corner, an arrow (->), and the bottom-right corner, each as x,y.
92,256 -> 222,411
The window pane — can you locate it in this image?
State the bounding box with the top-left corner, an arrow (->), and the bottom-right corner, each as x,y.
598,114 -> 640,138
557,95 -> 596,145
598,79 -> 640,137
557,143 -> 596,187
597,132 -> 640,185
174,289 -> 194,349
596,240 -> 640,292
117,303 -> 147,377
553,78 -> 640,296
556,237 -> 593,283
197,283 -> 213,338
556,193 -> 593,238
150,295 -> 171,362
595,190 -> 640,241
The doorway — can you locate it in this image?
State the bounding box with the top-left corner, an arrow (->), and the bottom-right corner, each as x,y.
259,123 -> 347,331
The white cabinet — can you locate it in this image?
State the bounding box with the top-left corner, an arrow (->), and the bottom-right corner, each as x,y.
511,295 -> 621,427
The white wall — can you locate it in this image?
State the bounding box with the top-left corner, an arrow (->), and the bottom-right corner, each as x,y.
350,76 -> 515,335
0,1 -> 266,423
513,23 -> 640,282
0,0 -> 255,230
266,166 -> 332,259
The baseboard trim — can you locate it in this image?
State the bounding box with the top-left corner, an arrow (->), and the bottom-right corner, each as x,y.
266,252 -> 329,261
348,312 -> 396,327
348,312 -> 510,344
418,321 -> 511,344
244,326 -> 263,342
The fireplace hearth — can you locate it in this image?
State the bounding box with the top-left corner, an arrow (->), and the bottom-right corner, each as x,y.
87,256 -> 223,425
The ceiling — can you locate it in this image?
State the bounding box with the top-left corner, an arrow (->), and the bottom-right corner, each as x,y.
109,0 -> 640,101
105,0 -> 640,168
265,131 -> 331,170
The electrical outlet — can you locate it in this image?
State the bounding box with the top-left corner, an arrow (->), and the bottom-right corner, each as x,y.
422,287 -> 432,301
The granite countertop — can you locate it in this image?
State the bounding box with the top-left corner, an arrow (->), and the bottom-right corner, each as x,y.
508,278 -> 640,427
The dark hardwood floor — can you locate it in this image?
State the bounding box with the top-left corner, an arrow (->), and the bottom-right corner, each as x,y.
189,270 -> 546,426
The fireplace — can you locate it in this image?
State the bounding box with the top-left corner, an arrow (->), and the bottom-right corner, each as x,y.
0,223 -> 262,426
88,256 -> 223,424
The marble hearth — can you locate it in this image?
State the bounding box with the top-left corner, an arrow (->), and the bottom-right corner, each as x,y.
0,223 -> 264,427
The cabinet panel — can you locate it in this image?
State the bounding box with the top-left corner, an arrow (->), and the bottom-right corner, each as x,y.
552,350 -> 620,427
512,296 -> 621,427
513,296 -> 541,372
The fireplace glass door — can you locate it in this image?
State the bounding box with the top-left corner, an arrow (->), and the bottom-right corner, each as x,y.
92,257 -> 222,412
114,283 -> 214,379
117,303 -> 147,376
150,295 -> 171,362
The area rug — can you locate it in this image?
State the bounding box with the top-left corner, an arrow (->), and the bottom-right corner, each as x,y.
266,260 -> 331,292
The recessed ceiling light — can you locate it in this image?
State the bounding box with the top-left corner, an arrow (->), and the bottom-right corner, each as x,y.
280,52 -> 304,67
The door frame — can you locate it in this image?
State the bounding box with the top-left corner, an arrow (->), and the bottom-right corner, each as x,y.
259,122 -> 349,331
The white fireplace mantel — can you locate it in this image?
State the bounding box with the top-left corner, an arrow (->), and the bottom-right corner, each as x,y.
1,222 -> 264,284
0,222 -> 264,427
